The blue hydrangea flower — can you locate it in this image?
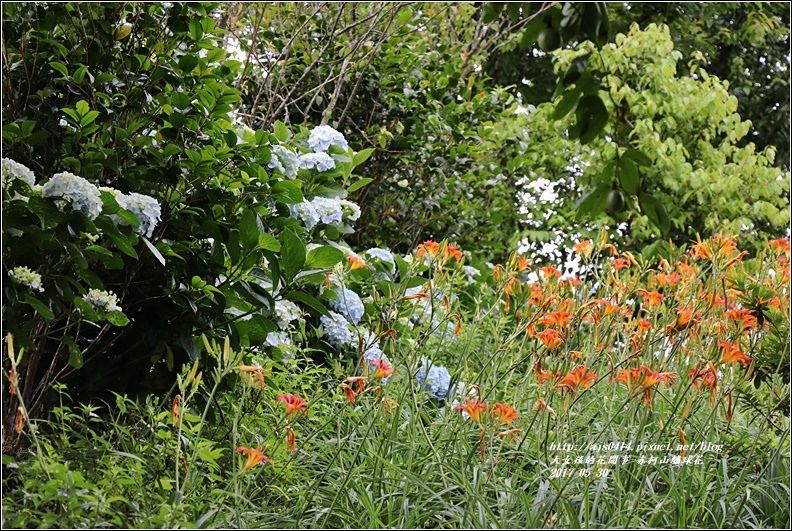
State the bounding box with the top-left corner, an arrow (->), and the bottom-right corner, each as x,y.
41,172 -> 103,220
415,358 -> 464,402
363,248 -> 396,274
299,152 -> 336,172
307,125 -> 348,153
328,286 -> 365,325
320,310 -> 354,347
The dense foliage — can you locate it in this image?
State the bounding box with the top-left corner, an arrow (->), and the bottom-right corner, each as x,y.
1,2 -> 789,528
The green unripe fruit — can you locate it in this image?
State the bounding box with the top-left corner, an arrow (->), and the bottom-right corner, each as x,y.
538,27 -> 561,52
606,190 -> 625,214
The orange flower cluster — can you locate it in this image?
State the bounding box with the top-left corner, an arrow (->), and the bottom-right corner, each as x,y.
276,393 -> 308,418
556,366 -> 597,395
236,445 -> 272,471
614,365 -> 677,409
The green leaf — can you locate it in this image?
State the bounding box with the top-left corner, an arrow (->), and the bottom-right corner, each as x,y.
273,121 -> 290,143
239,210 -> 259,252
352,148 -> 374,166
575,95 -> 608,145
575,184 -> 610,221
73,297 -> 100,322
50,61 -> 68,77
286,290 -> 330,317
75,100 -> 90,116
639,194 -> 671,235
553,86 -> 582,120
347,178 -> 374,193
272,180 -> 304,204
172,92 -> 190,110
106,311 -> 130,327
60,336 -> 83,368
115,208 -> 142,227
622,148 -> 652,167
21,294 -> 54,321
280,229 -> 305,283
258,232 -> 281,252
106,230 -> 139,259
100,190 -> 121,214
305,246 -> 345,269
247,314 -> 277,344
618,157 -> 639,195
481,2 -> 504,24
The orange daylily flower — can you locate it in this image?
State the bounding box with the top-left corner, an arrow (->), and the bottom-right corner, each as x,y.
402,292 -> 430,301
9,366 -> 17,396
511,254 -> 532,272
689,362 -> 719,408
614,365 -> 677,409
347,254 -> 369,270
556,366 -> 597,395
713,234 -> 738,257
537,328 -> 564,350
276,393 -> 308,417
369,358 -> 394,379
491,403 -> 520,426
638,289 -> 664,307
444,244 -> 463,261
236,445 -> 272,471
534,398 -> 557,417
718,340 -> 751,367
724,309 -> 758,330
451,314 -> 463,335
14,407 -> 24,434
528,283 -> 544,305
666,308 -> 695,334
238,365 -> 267,390
454,397 -> 487,424
383,398 -> 399,415
679,428 -> 686,459
416,240 -> 440,258
539,310 -> 572,329
539,265 -> 562,280
603,243 -> 619,256
172,394 -> 181,425
497,428 -> 524,442
654,272 -> 683,288
379,328 -> 398,340
340,383 -> 357,403
768,237 -> 790,256
612,258 -> 630,271
285,426 -> 296,453
572,239 -> 594,258
689,236 -> 712,260
345,375 -> 368,392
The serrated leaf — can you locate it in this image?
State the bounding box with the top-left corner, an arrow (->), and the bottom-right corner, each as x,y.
258,232 -> 281,252
618,157 -> 639,195
273,121 -> 289,143
106,311 -> 130,327
286,290 -> 330,317
305,246 -> 345,269
347,178 -> 373,193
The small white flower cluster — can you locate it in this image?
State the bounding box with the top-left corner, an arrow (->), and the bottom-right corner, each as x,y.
298,152 -> 335,172
41,172 -> 103,220
2,158 -> 36,189
320,310 -> 355,347
82,288 -> 122,313
308,125 -> 349,153
462,265 -> 481,285
363,248 -> 396,274
328,286 -> 365,325
290,196 -> 361,230
9,266 -> 44,292
269,145 -> 300,179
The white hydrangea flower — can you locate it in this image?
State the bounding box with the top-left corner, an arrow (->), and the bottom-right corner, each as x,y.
307,125 -> 348,153
299,152 -> 335,172
270,145 -> 300,179
339,199 -> 361,222
274,299 -> 302,328
41,172 -> 103,219
2,158 -> 36,189
328,286 -> 365,325
9,266 -> 44,292
266,331 -> 293,349
121,192 -> 162,238
320,310 -> 354,347
289,196 -> 362,230
363,248 -> 396,273
82,288 -> 122,313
